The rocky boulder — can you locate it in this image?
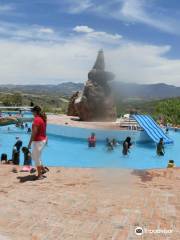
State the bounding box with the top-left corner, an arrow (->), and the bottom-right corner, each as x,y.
67,50 -> 117,121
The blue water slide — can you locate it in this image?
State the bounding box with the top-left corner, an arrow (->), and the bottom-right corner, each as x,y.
132,115 -> 173,144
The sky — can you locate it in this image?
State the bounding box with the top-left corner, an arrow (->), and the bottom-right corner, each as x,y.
0,0 -> 180,86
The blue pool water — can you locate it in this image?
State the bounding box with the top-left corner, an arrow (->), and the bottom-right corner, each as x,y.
2,111 -> 32,116
0,124 -> 179,169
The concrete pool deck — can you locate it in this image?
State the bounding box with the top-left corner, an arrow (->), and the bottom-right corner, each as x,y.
0,166 -> 179,240
47,115 -> 125,130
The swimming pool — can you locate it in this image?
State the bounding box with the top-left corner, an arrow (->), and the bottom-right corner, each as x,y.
0,124 -> 179,169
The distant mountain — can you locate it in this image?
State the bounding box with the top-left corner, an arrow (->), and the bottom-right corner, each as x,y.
0,81 -> 180,100
0,82 -> 84,96
111,82 -> 180,100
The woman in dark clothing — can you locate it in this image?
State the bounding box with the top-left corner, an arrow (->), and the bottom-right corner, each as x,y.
156,138 -> 165,156
12,147 -> 20,165
122,137 -> 132,155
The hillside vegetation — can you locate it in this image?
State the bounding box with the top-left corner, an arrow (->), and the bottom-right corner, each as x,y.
0,90 -> 179,125
117,98 -> 180,125
0,92 -> 69,114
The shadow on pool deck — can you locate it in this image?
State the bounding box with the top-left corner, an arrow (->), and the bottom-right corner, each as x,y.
131,169 -> 162,182
17,175 -> 37,183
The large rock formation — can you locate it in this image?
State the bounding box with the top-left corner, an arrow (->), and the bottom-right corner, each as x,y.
67,91 -> 79,117
67,50 -> 117,121
0,117 -> 17,126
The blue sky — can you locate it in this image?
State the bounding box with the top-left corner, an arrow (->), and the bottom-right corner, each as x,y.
0,0 -> 180,86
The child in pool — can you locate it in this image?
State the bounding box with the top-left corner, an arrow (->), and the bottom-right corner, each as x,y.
163,160 -> 176,178
167,160 -> 176,168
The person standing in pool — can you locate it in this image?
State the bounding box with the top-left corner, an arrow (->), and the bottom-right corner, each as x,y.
157,138 -> 165,156
106,138 -> 114,151
112,138 -> 118,147
122,137 -> 132,155
28,106 -> 47,180
27,127 -> 31,133
88,133 -> 96,147
14,137 -> 23,152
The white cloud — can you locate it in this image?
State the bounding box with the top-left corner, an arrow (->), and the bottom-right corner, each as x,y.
0,22 -> 59,42
0,39 -> 97,85
0,32 -> 180,86
39,28 -> 54,34
89,31 -> 122,42
73,25 -> 122,44
65,0 -> 93,14
0,1 -> 178,86
0,4 -> 14,13
106,43 -> 180,85
0,21 -> 122,45
119,0 -> 177,34
73,25 -> 94,33
68,0 -> 180,35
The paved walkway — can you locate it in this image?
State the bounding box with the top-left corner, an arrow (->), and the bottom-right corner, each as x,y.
47,115 -> 125,130
0,166 -> 179,240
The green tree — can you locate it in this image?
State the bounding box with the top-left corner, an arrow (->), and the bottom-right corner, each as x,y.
2,93 -> 23,106
155,98 -> 180,125
12,93 -> 23,106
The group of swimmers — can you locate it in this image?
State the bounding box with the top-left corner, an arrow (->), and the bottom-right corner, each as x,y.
87,133 -> 176,168
0,106 -> 49,180
1,135 -> 49,174
88,133 -> 132,155
15,122 -> 31,133
1,137 -> 32,168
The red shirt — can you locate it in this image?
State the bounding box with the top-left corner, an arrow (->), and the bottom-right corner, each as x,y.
33,116 -> 47,141
88,136 -> 96,143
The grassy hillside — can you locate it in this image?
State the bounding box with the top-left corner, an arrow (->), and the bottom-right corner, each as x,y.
0,92 -> 69,114
117,99 -> 156,116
